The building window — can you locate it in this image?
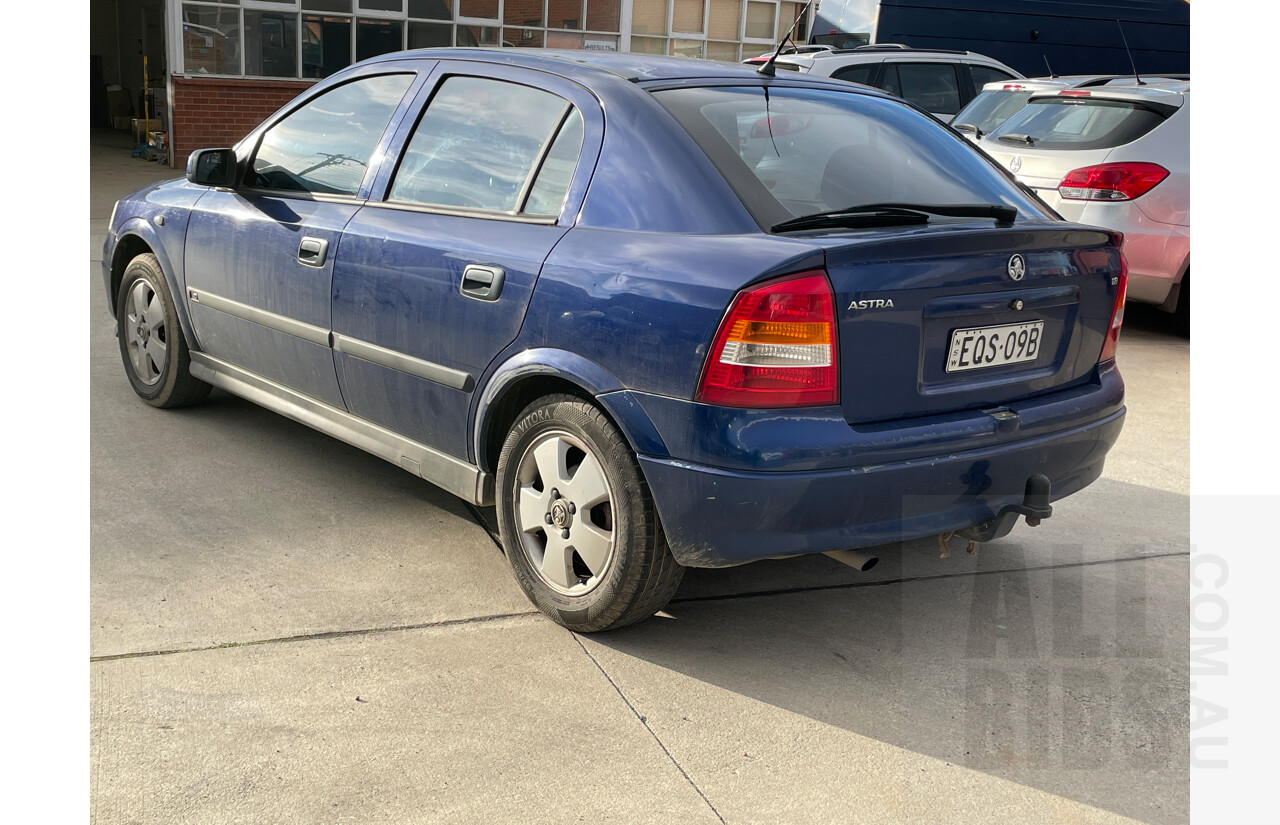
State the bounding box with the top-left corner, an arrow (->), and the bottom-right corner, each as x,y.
177,0 -> 796,77
183,4 -> 243,75
357,17 -> 405,59
302,14 -> 352,77
246,11 -> 299,76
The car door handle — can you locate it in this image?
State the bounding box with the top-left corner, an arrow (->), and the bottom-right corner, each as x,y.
460,265 -> 506,301
298,237 -> 328,267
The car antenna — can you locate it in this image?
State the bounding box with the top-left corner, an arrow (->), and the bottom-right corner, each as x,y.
1115,20 -> 1145,85
1043,55 -> 1057,78
758,0 -> 819,77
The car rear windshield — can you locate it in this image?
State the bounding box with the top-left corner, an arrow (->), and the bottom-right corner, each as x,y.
953,89 -> 1035,134
652,85 -> 1047,230
989,97 -> 1170,150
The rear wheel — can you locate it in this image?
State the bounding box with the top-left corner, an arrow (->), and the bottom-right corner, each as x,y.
115,253 -> 211,408
495,394 -> 684,632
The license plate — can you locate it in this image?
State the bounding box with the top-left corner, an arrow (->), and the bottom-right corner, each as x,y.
947,321 -> 1044,373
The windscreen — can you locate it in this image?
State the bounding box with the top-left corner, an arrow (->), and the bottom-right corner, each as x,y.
653,85 -> 1049,229
989,97 -> 1169,150
953,89 -> 1034,134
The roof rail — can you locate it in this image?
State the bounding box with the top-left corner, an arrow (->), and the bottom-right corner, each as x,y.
852,43 -> 912,51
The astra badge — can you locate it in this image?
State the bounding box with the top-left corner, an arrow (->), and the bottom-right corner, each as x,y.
848,298 -> 895,311
1007,254 -> 1026,281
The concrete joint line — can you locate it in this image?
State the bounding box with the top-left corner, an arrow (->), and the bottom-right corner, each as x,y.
571,632 -> 727,825
90,611 -> 540,663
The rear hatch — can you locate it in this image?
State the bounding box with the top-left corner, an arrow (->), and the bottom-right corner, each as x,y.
978,88 -> 1183,216
648,82 -> 1123,423
818,222 -> 1120,424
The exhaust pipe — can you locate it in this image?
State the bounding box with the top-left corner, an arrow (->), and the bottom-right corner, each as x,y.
824,549 -> 879,572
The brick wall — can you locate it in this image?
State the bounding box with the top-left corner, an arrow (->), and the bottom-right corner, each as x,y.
171,76 -> 317,171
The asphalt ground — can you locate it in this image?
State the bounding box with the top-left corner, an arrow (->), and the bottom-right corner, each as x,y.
89,131 -> 1190,825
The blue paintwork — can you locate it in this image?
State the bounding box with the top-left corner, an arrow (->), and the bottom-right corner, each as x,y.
101,178 -> 208,342
101,49 -> 1127,568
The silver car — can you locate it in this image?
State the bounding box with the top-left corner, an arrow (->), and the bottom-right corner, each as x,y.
952,74 -> 1188,142
978,80 -> 1190,334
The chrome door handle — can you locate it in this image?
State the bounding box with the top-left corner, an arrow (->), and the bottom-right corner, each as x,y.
460,265 -> 506,301
298,237 -> 328,267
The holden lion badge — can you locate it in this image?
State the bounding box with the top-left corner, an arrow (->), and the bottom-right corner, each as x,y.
1007,254 -> 1026,281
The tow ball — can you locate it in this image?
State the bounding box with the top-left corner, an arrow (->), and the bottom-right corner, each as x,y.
938,474 -> 1053,558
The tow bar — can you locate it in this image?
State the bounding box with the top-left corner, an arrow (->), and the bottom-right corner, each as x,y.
939,474 -> 1053,558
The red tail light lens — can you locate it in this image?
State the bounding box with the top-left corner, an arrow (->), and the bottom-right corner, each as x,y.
1059,162 -> 1169,201
697,271 -> 839,408
1099,248 -> 1128,363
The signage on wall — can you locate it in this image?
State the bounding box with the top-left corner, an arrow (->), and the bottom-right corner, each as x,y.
583,39 -> 618,51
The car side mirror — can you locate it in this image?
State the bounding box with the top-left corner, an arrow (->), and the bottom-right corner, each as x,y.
186,148 -> 237,187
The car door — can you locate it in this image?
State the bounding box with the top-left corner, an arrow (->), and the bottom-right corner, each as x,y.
183,69 -> 421,407
330,63 -> 601,460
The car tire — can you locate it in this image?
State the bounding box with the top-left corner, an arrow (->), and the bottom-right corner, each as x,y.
115,253 -> 211,408
1172,272 -> 1189,338
496,394 -> 684,632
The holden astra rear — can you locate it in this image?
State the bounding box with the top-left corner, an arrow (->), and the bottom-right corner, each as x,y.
102,52 -> 1125,633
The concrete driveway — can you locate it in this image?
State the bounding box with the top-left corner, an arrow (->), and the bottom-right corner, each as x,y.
90,133 -> 1189,825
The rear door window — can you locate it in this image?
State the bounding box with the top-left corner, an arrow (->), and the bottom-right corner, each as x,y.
991,98 -> 1170,150
388,75 -> 580,215
885,62 -> 962,114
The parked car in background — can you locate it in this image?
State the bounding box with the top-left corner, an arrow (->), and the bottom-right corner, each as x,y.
743,44 -> 834,66
979,79 -> 1190,334
953,74 -> 1191,142
102,50 -> 1126,633
772,44 -> 1023,121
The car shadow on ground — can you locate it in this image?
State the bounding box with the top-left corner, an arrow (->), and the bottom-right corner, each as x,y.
583,478 -> 1189,825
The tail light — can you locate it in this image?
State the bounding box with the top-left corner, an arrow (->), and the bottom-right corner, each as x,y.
1099,244 -> 1128,363
1059,162 -> 1169,201
697,270 -> 839,408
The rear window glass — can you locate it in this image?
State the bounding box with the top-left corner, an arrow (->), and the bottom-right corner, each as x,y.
652,85 -> 1048,230
953,89 -> 1034,134
989,97 -> 1168,150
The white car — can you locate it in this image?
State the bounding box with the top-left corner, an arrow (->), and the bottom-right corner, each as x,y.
771,44 -> 1023,122
979,80 -> 1190,333
742,44 -> 835,66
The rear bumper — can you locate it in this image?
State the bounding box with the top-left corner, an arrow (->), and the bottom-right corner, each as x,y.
627,364 -> 1125,567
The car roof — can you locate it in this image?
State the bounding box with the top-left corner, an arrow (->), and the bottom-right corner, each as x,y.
365,47 -> 773,84
980,74 -> 1190,93
1027,79 -> 1190,107
777,44 -> 1005,66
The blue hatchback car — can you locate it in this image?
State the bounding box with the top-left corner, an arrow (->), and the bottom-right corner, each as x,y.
103,49 -> 1126,632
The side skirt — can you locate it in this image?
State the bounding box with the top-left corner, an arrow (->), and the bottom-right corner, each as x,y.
189,352 -> 494,506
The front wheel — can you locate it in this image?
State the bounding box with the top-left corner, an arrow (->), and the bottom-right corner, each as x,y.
495,394 -> 684,632
115,253 -> 211,408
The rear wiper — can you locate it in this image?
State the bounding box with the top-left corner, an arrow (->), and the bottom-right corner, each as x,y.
771,206 -> 931,233
954,122 -> 983,138
997,133 -> 1035,146
772,202 -> 1017,233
